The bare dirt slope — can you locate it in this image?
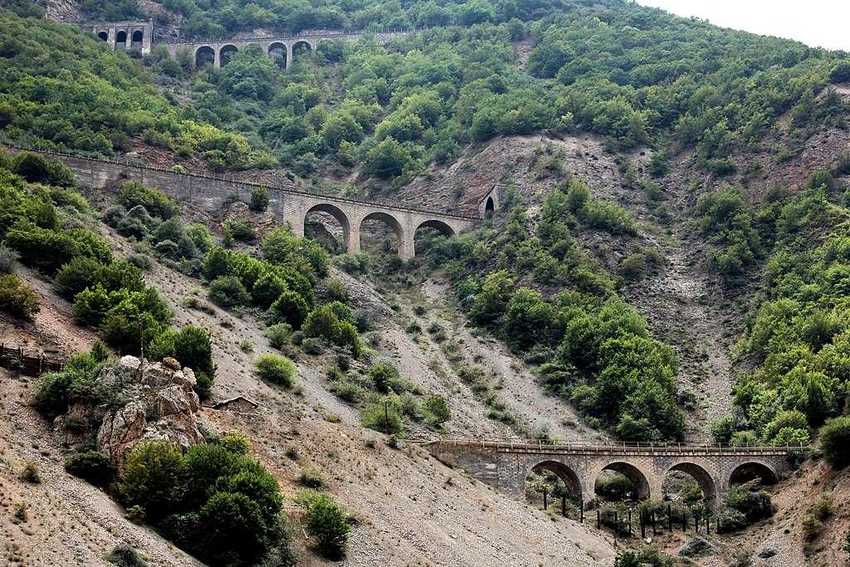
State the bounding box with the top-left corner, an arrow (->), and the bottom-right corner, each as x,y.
0,373 -> 201,567
0,222 -> 618,566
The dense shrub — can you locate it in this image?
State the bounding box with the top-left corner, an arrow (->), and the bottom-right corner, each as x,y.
209,275 -> 250,308
302,493 -> 351,560
223,219 -> 256,243
724,485 -> 774,524
120,438 -> 290,565
249,187 -> 270,212
255,353 -> 297,387
13,153 -> 75,187
64,450 -> 114,486
269,290 -> 310,328
0,274 -> 39,319
361,396 -> 404,434
264,323 -> 293,350
820,416 -> 850,469
148,325 -> 215,396
122,441 -> 188,521
118,182 -> 179,220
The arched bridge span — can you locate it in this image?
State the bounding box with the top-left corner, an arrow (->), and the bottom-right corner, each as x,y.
4,146 -> 487,260
424,439 -> 799,505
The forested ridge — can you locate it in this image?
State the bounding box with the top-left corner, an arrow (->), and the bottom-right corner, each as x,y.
6,0 -> 850,564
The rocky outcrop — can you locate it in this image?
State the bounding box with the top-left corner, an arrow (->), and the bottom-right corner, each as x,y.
96,356 -> 204,471
53,355 -> 204,472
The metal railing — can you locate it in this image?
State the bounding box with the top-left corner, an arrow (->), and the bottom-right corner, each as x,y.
161,28 -> 414,46
2,143 -> 479,221
420,437 -> 808,456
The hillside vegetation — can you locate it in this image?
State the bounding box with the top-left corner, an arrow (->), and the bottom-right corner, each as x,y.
5,0 -> 850,564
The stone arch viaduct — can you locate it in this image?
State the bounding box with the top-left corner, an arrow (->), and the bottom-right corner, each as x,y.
83,20 -> 407,69
165,30 -> 408,70
5,146 -> 489,260
425,439 -> 798,506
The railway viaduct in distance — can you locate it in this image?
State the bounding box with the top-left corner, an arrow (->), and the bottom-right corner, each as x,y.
5,146 -> 496,261
425,439 -> 799,505
82,20 -> 408,69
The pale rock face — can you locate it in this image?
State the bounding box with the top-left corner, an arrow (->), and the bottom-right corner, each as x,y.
88,356 -> 204,473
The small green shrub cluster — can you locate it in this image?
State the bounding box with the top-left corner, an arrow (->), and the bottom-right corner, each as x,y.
105,182 -> 212,273
614,546 -> 673,567
147,325 -> 216,397
564,180 -> 637,235
298,491 -> 351,560
303,301 -> 361,357
0,274 -> 39,320
716,484 -> 774,533
121,439 -> 293,566
694,188 -> 762,284
202,227 -> 326,323
820,416 -> 850,469
34,348 -> 111,418
255,353 -> 297,388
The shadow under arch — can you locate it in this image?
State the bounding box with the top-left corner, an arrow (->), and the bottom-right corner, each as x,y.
528,460 -> 582,502
729,461 -> 779,487
195,45 -> 215,68
595,461 -> 651,501
413,219 -> 455,257
291,40 -> 312,64
484,196 -> 495,217
360,211 -> 404,255
220,44 -> 239,66
305,203 -> 351,252
665,461 -> 717,503
268,42 -> 287,69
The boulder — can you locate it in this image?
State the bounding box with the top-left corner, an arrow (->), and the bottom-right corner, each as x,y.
679,537 -> 714,558
87,356 -> 204,472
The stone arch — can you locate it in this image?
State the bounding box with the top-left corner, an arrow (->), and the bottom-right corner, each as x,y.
594,461 -> 651,501
413,219 -> 455,257
220,44 -> 239,66
115,30 -> 128,47
360,211 -> 408,258
268,42 -> 287,69
291,40 -> 312,63
728,461 -> 779,488
484,196 -> 495,217
305,203 -> 352,254
528,460 -> 582,502
195,45 -> 215,68
131,30 -> 144,48
97,31 -> 109,42
665,461 -> 717,503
